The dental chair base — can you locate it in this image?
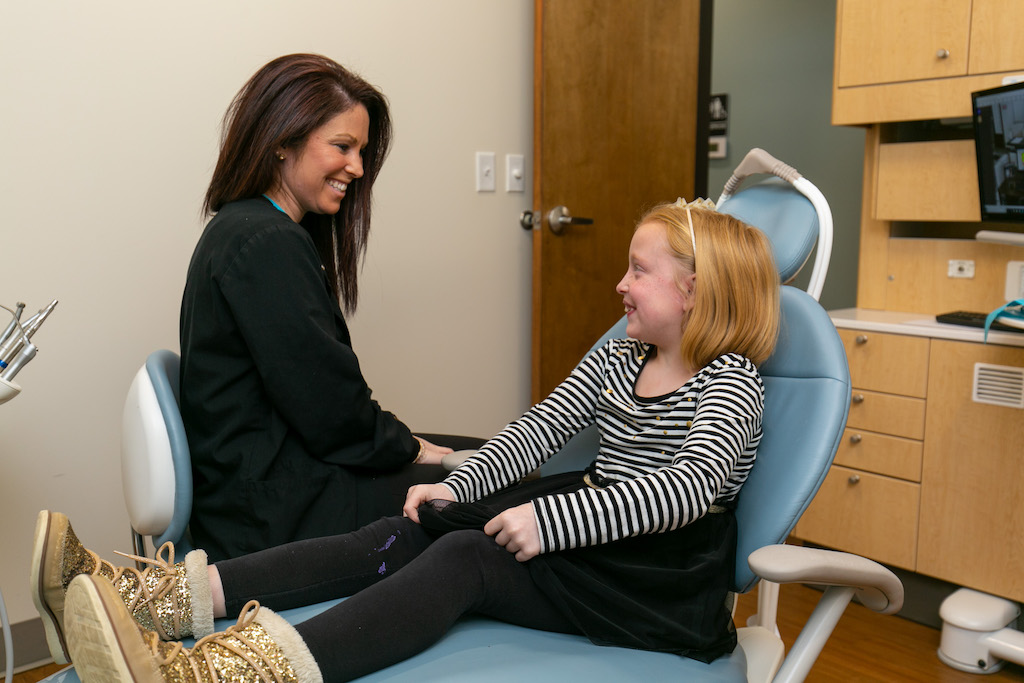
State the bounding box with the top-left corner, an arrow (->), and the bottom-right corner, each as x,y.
939,587 -> 1024,674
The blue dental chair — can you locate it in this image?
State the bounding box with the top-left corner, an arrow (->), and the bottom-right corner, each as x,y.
44,150 -> 902,683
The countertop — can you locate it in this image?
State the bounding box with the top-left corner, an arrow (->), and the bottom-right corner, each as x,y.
829,308 -> 1024,348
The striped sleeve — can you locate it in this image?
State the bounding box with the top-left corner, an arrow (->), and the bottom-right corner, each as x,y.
532,355 -> 764,554
440,341 -> 615,502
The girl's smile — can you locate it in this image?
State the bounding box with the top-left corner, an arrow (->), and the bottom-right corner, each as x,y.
616,222 -> 695,351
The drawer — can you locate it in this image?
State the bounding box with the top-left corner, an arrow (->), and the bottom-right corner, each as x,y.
794,465 -> 919,570
835,428 -> 922,482
847,390 -> 926,440
839,329 -> 929,398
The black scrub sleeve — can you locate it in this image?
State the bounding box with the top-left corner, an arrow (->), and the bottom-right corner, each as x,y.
218,224 -> 419,469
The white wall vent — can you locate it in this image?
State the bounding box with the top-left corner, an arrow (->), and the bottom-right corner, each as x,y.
973,362 -> 1024,409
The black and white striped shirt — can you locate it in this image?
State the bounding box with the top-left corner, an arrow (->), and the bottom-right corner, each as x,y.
442,338 -> 764,554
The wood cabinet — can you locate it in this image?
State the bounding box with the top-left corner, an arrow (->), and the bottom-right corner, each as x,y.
835,0 -> 1024,314
822,0 -> 1024,604
795,330 -> 927,570
796,321 -> 1024,601
917,340 -> 1024,601
833,0 -> 1024,125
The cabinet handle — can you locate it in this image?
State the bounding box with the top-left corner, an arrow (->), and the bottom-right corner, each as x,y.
852,393 -> 865,404
848,475 -> 861,485
855,334 -> 868,344
850,433 -> 862,444
936,48 -> 950,59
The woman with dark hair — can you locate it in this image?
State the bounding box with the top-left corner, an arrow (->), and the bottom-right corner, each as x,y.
179,53 -> 473,562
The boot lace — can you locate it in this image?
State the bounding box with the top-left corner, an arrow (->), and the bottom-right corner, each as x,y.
110,542 -> 183,639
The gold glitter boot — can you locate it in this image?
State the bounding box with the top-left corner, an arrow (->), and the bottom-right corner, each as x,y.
30,510 -> 214,665
65,574 -> 324,683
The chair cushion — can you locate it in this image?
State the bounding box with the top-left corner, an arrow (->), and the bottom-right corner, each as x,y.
732,287 -> 850,591
37,600 -> 749,683
718,179 -> 819,284
273,601 -> 750,682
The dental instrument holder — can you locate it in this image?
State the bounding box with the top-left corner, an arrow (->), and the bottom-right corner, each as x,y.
939,587 -> 1024,674
0,376 -> 19,405
0,300 -> 57,678
0,298 -> 57,404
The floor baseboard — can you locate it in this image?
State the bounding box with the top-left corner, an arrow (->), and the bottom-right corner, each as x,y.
1,618 -> 53,675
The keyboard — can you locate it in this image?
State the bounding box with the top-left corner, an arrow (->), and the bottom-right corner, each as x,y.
935,310 -> 1022,332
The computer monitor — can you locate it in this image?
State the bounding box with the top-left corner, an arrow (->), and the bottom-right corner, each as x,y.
972,80 -> 1024,222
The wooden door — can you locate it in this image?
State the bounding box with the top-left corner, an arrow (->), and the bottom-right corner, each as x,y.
532,0 -> 710,401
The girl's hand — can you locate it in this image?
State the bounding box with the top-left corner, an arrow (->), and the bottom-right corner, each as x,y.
403,484 -> 455,523
484,503 -> 541,562
414,437 -> 454,465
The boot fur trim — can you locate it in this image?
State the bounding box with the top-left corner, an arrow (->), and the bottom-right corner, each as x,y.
184,549 -> 214,638
257,608 -> 324,683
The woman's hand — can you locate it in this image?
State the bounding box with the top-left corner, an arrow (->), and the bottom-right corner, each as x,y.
413,437 -> 454,466
484,503 -> 541,562
402,483 -> 455,523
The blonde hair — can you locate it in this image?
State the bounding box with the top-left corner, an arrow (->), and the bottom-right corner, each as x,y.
637,203 -> 781,367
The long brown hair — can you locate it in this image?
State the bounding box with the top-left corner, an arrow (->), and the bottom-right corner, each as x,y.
204,53 -> 392,314
638,204 -> 780,367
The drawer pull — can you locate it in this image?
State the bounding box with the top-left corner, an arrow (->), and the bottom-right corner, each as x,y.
852,393 -> 865,404
848,475 -> 861,485
936,48 -> 950,59
855,334 -> 868,344
849,433 -> 863,444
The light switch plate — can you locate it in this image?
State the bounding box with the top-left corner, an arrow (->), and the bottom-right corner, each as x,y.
476,152 -> 496,192
506,154 -> 525,192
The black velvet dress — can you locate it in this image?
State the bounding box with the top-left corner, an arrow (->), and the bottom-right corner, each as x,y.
418,468 -> 738,663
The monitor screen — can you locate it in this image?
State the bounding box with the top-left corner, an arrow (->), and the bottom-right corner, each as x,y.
973,81 -> 1024,222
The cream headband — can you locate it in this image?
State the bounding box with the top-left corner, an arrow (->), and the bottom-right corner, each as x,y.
673,197 -> 716,262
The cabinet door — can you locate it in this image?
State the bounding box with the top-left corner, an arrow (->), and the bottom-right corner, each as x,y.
836,0 -> 970,87
969,0 -> 1024,74
918,340 -> 1024,602
874,141 -> 980,222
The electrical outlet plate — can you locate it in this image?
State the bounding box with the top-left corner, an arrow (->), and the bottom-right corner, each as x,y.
948,259 -> 975,279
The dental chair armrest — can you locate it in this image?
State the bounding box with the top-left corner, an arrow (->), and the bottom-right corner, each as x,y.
748,544 -> 904,615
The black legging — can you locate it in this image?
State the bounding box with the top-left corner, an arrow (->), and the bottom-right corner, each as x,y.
349,433 -> 485,530
216,516 -> 578,681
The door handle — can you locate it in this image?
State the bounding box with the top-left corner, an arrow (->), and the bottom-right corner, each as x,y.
520,210 -> 537,230
520,207 -> 595,234
546,206 -> 594,235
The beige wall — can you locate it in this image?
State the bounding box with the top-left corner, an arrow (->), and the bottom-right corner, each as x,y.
0,0 -> 533,626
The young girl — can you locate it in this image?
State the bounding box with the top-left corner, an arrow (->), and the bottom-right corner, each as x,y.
35,200 -> 780,682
